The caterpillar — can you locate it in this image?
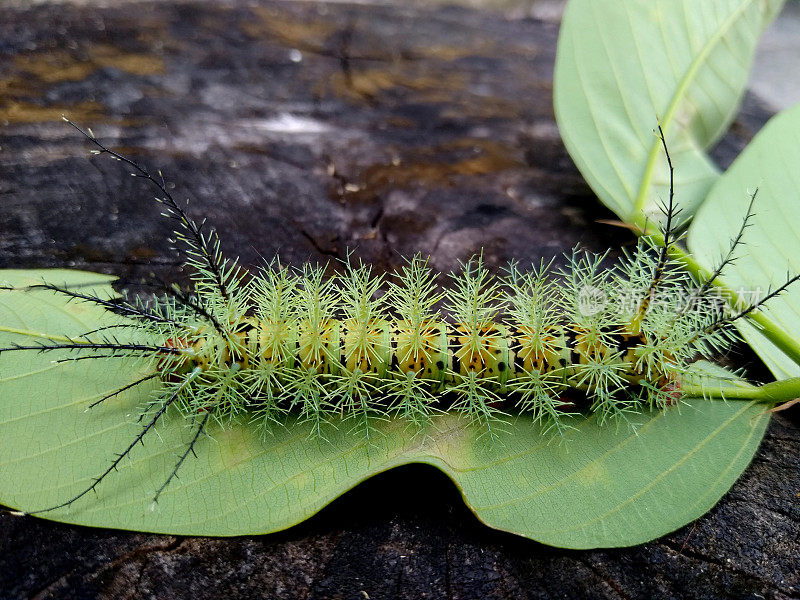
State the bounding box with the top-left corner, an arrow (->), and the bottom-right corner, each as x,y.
2,118 -> 798,516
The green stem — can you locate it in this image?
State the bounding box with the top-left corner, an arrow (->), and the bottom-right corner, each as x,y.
681,375 -> 800,403
637,221 -> 800,368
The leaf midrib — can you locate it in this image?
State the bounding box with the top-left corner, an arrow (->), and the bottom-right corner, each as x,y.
632,0 -> 756,218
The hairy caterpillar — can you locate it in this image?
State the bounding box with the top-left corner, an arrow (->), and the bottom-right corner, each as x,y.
2,118 -> 797,516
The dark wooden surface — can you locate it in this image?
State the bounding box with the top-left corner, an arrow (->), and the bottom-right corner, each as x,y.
0,2 -> 798,598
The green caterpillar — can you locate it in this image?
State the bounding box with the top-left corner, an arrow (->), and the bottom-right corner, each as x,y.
2,119 -> 796,514
160,251 -> 676,433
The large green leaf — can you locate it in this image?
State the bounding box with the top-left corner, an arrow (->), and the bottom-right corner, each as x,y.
554,0 -> 784,225
688,103 -> 800,379
0,270 -> 769,549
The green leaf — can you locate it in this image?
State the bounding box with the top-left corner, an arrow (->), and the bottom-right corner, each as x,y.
688,103 -> 800,379
554,0 -> 784,225
0,270 -> 769,549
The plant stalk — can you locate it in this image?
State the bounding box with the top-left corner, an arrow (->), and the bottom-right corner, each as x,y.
681,375 -> 800,403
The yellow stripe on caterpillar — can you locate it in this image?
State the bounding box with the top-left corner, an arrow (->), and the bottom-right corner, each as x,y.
177,319 -> 651,391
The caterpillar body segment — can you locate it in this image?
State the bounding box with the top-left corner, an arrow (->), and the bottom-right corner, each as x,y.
392,319 -> 448,382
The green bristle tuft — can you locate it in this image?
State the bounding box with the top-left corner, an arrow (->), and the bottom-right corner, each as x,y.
339,255 -> 386,372
331,368 -> 387,444
285,366 -> 334,440
509,369 -> 573,436
445,254 -> 503,377
295,262 -> 339,370
386,370 -> 440,435
449,370 -> 506,437
388,254 -> 443,366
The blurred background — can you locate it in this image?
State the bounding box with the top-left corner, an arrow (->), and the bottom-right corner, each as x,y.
1,0 -> 797,281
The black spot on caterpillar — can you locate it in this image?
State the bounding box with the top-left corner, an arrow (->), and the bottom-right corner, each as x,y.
2,118 -> 798,515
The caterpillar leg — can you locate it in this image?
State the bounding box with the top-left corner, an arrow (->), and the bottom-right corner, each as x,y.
27,370 -> 200,515
152,408 -> 212,504
87,372 -> 160,409
62,117 -> 240,305
26,282 -> 180,326
0,341 -> 182,358
691,189 -> 757,300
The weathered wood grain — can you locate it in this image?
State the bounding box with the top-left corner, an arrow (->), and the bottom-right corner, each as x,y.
0,1 -> 797,598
